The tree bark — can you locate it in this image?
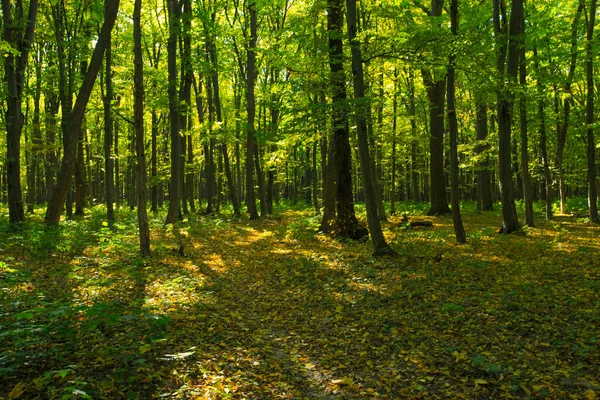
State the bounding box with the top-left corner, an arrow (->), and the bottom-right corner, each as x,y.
164,0 -> 181,225
134,0 -> 151,255
534,48 -> 552,219
346,0 -> 394,255
246,0 -> 259,219
494,0 -> 521,234
585,0 -> 599,223
475,101 -> 494,211
327,0 -> 366,239
2,0 -> 39,224
45,0 -> 120,225
447,0 -> 466,243
519,18 -> 534,227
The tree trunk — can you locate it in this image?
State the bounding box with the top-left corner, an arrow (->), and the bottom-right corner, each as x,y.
2,0 -> 39,224
164,0 -> 181,225
476,101 -> 494,211
151,110 -> 158,212
390,69 -> 398,215
556,3 -> 583,215
585,0 -> 599,223
45,0 -> 120,225
494,0 -> 521,234
346,0 -> 394,255
519,22 -> 534,227
28,51 -> 42,213
447,0 -> 466,243
326,0 -> 365,239
246,0 -> 259,220
134,0 -> 151,255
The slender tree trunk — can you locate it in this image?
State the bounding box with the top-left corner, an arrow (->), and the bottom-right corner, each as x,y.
532,47 -> 552,219
134,0 -> 150,255
585,0 -> 599,222
28,51 -> 42,213
556,3 -> 583,215
494,0 -> 521,234
390,69 -> 398,215
476,101 -> 494,211
164,0 -> 181,225
45,0 -> 120,225
246,0 -> 259,219
45,92 -> 59,203
519,23 -> 534,226
151,111 -> 158,212
206,32 -> 239,216
447,0 -> 466,243
346,0 -> 394,255
2,0 -> 39,224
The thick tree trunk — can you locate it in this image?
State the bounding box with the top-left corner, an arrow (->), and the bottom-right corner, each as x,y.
45,0 -> 120,225
346,0 -> 394,255
421,0 -> 450,216
134,0 -> 151,255
327,0 -> 365,239
447,0 -> 466,243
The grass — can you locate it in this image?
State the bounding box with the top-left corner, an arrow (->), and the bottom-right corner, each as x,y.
1,201 -> 599,399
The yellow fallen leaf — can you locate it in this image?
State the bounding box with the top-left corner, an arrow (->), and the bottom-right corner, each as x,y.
474,379 -> 488,385
331,377 -> 353,386
586,390 -> 597,400
8,382 -> 26,399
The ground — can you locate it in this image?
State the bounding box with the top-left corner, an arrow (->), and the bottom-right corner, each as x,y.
1,202 -> 599,399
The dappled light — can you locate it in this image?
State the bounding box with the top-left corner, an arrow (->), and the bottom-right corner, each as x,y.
2,203 -> 599,398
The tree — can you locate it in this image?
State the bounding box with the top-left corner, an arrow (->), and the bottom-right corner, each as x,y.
2,0 -> 39,224
518,4 -> 534,227
585,0 -> 599,223
494,0 -> 521,234
164,0 -> 181,225
134,0 -> 151,255
45,0 -> 121,225
346,0 -> 395,255
447,0 -> 466,243
245,0 -> 260,220
422,0 -> 451,217
322,0 -> 366,239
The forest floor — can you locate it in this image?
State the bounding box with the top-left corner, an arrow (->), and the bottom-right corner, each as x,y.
1,201 -> 599,399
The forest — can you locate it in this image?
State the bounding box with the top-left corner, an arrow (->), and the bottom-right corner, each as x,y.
1,0 -> 600,398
